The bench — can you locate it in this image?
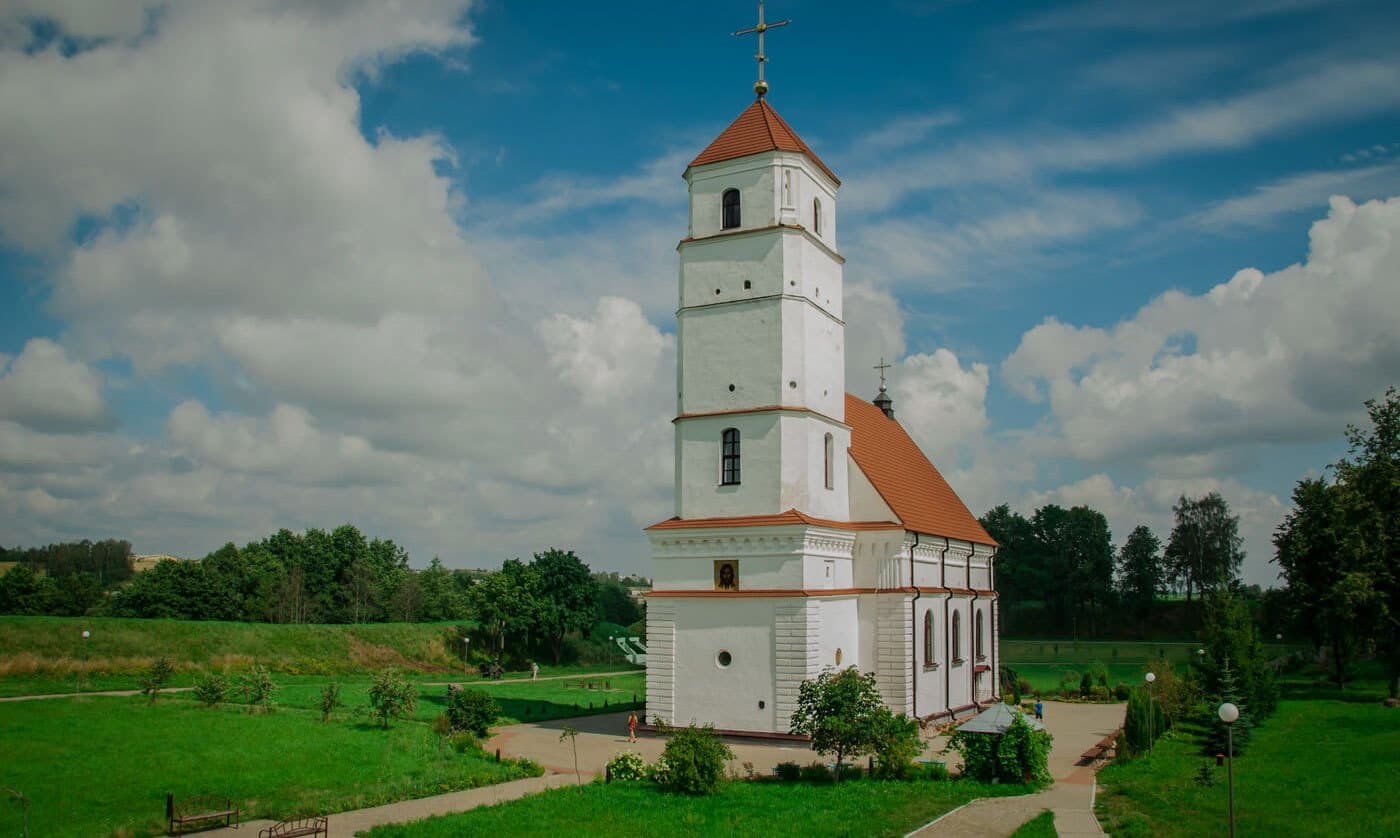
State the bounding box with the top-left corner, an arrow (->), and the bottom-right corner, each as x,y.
167,792 -> 239,835
259,816 -> 329,838
1078,729 -> 1122,766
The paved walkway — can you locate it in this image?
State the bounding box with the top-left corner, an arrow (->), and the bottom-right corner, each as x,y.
909,701 -> 1126,837
193,699 -> 1123,837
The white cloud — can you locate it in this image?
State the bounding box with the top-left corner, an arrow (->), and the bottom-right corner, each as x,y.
1003,195 -> 1400,466
0,338 -> 113,432
892,349 -> 990,466
1191,163 -> 1400,229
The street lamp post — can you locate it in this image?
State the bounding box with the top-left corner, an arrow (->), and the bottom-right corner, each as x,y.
462,637 -> 470,677
1219,702 -> 1239,838
79,630 -> 90,694
1145,672 -> 1156,754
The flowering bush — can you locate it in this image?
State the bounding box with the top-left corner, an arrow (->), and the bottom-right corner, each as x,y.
646,755 -> 672,786
608,750 -> 647,781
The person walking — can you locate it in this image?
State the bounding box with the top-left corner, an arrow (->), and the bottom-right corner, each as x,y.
627,711 -> 639,743
531,661 -> 539,681
1034,699 -> 1044,722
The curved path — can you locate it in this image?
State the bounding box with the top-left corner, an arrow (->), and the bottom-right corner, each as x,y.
909,700 -> 1126,837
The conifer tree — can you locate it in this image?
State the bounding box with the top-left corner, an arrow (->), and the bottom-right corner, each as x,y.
1207,657 -> 1252,756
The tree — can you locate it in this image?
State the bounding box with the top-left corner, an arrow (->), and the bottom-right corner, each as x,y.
980,505 -> 1045,606
1165,493 -> 1244,603
1198,587 -> 1277,722
446,687 -> 500,737
596,578 -> 642,627
1332,386 -> 1400,698
656,724 -> 733,795
1207,657 -> 1252,755
1118,525 -> 1163,617
788,668 -> 889,778
469,560 -> 540,660
366,668 -> 416,728
531,549 -> 598,664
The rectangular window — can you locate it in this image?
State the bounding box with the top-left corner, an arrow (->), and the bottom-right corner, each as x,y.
721,428 -> 741,485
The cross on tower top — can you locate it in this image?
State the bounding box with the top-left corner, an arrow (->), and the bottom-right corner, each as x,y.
733,2 -> 790,98
874,357 -> 892,391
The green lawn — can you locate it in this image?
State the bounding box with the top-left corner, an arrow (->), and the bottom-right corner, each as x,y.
0,695 -> 540,837
1009,810 -> 1056,838
177,671 -> 648,725
1095,672 -> 1400,836
1001,639 -> 1300,666
365,777 -> 1033,838
0,615 -> 640,696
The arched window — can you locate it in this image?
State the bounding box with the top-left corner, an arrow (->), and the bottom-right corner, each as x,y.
720,428 -> 741,485
975,609 -> 985,660
952,610 -> 962,663
722,188 -> 741,230
823,433 -> 834,490
923,610 -> 935,666
813,197 -> 822,235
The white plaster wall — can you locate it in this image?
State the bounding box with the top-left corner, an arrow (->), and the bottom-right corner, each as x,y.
784,297 -> 844,419
784,233 -> 844,321
817,596 -> 860,673
851,532 -> 907,589
914,596 -> 946,718
946,596 -> 973,709
688,157 -> 776,238
678,232 -> 786,309
676,412 -> 781,519
678,301 -> 784,415
670,597 -> 777,731
645,601 -> 676,725
778,414 -> 849,520
687,152 -> 837,242
648,525 -> 853,591
849,462 -> 897,523
802,550 -> 854,589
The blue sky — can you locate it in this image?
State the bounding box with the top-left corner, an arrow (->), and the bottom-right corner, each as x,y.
1,0 -> 1398,586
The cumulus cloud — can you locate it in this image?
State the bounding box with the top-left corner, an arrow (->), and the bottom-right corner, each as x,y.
0,338 -> 113,432
1004,196 -> 1400,466
892,349 -> 991,465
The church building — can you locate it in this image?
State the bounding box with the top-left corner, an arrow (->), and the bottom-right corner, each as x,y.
644,74 -> 1000,736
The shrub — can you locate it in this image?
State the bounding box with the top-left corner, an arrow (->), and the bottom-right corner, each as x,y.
917,760 -> 950,781
1088,660 -> 1109,688
1113,683 -> 1131,701
607,750 -> 647,781
800,762 -> 833,783
773,761 -> 802,781
140,657 -> 174,703
945,712 -> 1052,783
319,683 -> 343,722
1079,671 -> 1093,697
646,755 -> 672,786
658,724 -> 733,795
1017,678 -> 1034,696
1089,685 -> 1110,701
432,712 -> 454,739
238,664 -> 278,714
446,687 -> 500,737
366,668 -> 416,728
871,712 -> 924,779
452,731 -> 480,753
1123,686 -> 1166,756
193,673 -> 227,708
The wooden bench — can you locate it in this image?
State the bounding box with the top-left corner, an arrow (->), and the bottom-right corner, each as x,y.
259,815 -> 328,838
1078,729 -> 1122,766
167,792 -> 239,835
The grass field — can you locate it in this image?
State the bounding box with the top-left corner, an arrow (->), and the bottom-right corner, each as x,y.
1009,810 -> 1056,838
1095,665 -> 1399,836
1000,639 -> 1303,695
365,776 -> 1033,838
0,695 -> 541,838
0,616 -> 641,696
171,671 -> 648,725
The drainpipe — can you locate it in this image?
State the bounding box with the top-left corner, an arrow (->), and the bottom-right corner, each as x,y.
940,536 -> 952,719
989,548 -> 998,702
908,532 -> 921,720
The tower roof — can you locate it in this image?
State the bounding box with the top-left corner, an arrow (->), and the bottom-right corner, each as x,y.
689,99 -> 840,186
846,393 -> 996,547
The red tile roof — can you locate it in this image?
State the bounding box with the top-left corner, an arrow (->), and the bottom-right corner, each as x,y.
647,509 -> 898,532
689,99 -> 840,186
846,393 -> 997,547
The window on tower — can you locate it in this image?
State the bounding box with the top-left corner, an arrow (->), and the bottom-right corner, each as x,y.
813,198 -> 822,235
722,188 -> 741,230
824,433 -> 834,490
720,428 -> 741,485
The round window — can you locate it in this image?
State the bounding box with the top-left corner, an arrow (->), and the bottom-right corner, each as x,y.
716,650 -> 733,668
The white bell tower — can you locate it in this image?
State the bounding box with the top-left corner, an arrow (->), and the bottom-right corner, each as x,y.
674,98 -> 849,522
